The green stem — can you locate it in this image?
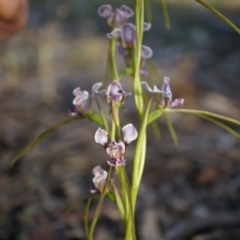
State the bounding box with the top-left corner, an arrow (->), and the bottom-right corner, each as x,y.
133,0 -> 144,116
131,98 -> 152,217
160,0 -> 171,30
109,39 -> 119,80
89,167 -> 113,240
84,198 -> 92,239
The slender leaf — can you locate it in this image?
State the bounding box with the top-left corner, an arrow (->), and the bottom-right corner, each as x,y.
11,117 -> 83,166
195,0 -> 240,35
84,198 -> 92,240
164,112 -> 179,146
160,0 -> 171,30
65,193 -> 100,213
147,109 -> 163,124
166,109 -> 240,138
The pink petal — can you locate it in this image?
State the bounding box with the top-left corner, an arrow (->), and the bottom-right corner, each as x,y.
72,91 -> 89,105
122,123 -> 138,144
92,82 -> 103,95
121,23 -> 136,47
73,87 -> 82,96
169,98 -> 184,108
141,81 -> 153,92
95,128 -> 108,146
141,45 -> 153,59
98,4 -> 112,18
106,28 -> 122,39
144,22 -> 151,31
120,5 -> 134,18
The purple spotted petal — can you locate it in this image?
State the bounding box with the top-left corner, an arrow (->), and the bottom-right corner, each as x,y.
106,28 -> 122,39
107,159 -> 126,166
120,5 -> 134,18
141,45 -> 153,59
144,22 -> 151,31
95,128 -> 108,146
141,81 -> 154,92
121,23 -> 136,47
169,98 -> 184,108
122,123 -> 138,145
98,5 -> 113,18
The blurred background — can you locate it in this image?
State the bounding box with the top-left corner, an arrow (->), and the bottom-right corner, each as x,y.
0,0 -> 240,239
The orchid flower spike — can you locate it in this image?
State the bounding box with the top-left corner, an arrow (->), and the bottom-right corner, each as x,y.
90,166 -> 107,193
141,77 -> 184,109
96,80 -> 131,104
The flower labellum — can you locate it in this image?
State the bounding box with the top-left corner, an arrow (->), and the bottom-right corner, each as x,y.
106,141 -> 126,166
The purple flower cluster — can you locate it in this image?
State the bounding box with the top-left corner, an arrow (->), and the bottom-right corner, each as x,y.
98,4 -> 153,76
95,123 -> 138,166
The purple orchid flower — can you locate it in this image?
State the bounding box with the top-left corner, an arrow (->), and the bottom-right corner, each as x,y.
141,77 -> 184,109
95,123 -> 138,166
90,166 -> 107,193
96,80 -> 131,104
98,4 -> 134,27
106,141 -> 126,166
69,82 -> 103,116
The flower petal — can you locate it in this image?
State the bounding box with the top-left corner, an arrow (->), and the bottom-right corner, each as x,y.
73,91 -> 89,105
106,28 -> 122,39
161,77 -> 172,100
114,9 -> 126,25
92,82 -> 103,96
106,141 -> 125,159
121,23 -> 136,47
95,128 -> 108,146
141,81 -> 153,92
169,98 -> 184,108
73,87 -> 82,97
141,45 -> 153,59
107,159 -> 126,166
92,166 -> 107,192
107,80 -> 131,102
120,5 -> 134,18
98,4 -> 112,18
122,123 -> 138,144
143,22 -> 151,31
